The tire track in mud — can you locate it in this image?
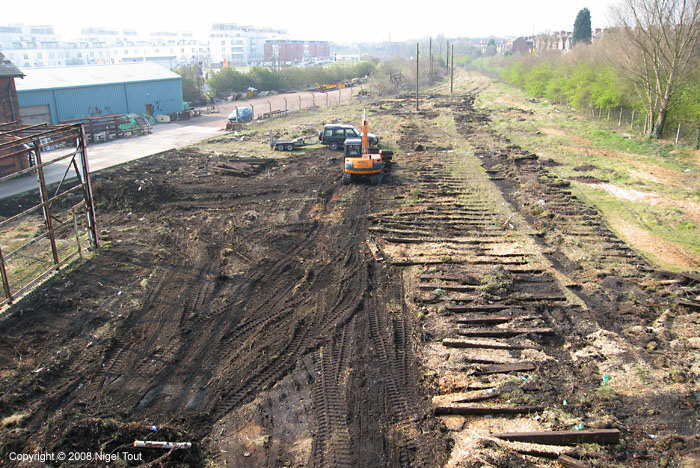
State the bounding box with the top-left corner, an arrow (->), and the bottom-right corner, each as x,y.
3,140 -> 452,466
310,322 -> 354,468
209,193 -> 372,422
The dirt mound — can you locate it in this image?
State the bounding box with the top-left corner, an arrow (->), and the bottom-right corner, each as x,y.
541,158 -> 562,167
573,164 -> 598,172
94,177 -> 179,212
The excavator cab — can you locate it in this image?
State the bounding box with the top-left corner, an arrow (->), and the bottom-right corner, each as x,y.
342,111 -> 390,185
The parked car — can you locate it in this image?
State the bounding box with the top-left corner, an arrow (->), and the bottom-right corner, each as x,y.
318,124 -> 379,150
227,106 -> 253,123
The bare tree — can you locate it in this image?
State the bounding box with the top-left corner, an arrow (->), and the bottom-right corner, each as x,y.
611,0 -> 700,138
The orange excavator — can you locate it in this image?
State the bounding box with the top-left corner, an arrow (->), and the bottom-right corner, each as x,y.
342,111 -> 392,185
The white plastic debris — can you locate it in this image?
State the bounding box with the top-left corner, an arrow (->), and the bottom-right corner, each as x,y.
133,440 -> 192,449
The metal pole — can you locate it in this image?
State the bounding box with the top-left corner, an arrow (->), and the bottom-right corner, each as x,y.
78,125 -> 99,248
72,206 -> 82,259
675,123 -> 681,145
416,42 -> 419,111
429,37 -> 432,82
446,39 -> 449,69
267,100 -> 272,117
450,44 -> 455,96
0,244 -> 12,304
250,104 -> 255,119
33,140 -> 60,267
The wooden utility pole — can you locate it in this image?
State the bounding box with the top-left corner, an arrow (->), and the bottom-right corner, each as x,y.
416,42 -> 420,111
429,37 -> 433,82
450,44 -> 455,96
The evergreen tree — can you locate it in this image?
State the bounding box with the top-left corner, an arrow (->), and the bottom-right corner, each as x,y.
573,8 -> 593,45
175,64 -> 205,103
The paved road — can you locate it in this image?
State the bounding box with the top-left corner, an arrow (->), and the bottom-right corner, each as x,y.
0,87 -> 355,199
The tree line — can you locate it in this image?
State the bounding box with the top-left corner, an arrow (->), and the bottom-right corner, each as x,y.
474,0 -> 700,140
176,61 -> 377,102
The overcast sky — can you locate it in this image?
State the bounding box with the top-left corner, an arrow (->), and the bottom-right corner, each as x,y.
6,0 -> 621,42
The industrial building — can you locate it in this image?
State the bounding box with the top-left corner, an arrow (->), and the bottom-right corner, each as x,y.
0,52 -> 24,122
15,63 -> 183,124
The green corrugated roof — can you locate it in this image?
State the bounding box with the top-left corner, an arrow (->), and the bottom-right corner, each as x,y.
15,63 -> 180,91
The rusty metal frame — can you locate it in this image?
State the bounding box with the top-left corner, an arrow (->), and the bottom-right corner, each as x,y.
0,122 -> 99,306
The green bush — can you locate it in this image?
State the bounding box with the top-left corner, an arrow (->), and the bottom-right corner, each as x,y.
494,58 -> 628,111
207,61 -> 377,96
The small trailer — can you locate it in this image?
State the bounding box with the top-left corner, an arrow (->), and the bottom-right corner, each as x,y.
270,136 -> 307,151
268,130 -> 308,151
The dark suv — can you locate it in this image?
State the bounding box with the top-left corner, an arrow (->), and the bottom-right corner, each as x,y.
319,124 -> 379,150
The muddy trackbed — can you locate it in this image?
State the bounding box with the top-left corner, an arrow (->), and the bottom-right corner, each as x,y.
1,88 -> 699,467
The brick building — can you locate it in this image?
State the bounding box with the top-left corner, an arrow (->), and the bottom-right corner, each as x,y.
0,52 -> 24,123
264,40 -> 331,64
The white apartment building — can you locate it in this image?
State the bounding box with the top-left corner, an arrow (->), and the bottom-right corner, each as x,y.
208,23 -> 286,66
0,23 -> 285,70
0,24 -> 66,67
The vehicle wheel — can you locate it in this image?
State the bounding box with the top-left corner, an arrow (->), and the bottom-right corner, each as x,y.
275,144 -> 282,151
285,144 -> 294,151
330,142 -> 339,150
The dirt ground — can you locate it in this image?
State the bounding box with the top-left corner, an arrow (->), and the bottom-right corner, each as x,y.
1,74 -> 699,467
